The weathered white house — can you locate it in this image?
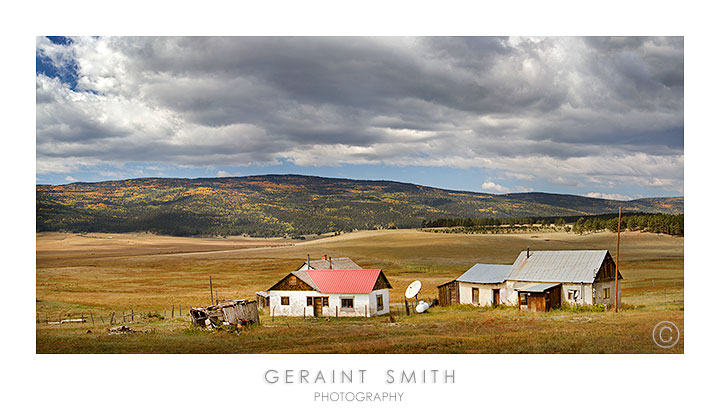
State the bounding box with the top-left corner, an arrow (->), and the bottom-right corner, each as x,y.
437,264 -> 513,307
437,250 -> 622,310
267,269 -> 392,317
506,250 -> 622,308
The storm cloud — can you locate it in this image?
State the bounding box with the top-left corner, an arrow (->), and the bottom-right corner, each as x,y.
36,36 -> 683,193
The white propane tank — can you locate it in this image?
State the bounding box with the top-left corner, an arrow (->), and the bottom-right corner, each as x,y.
415,300 -> 430,313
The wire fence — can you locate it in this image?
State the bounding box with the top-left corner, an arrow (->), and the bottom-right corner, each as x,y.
36,304 -> 192,325
38,302 -> 418,326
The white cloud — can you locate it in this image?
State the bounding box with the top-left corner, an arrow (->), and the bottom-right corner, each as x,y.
35,37 -> 683,195
482,181 -> 511,193
64,175 -> 77,182
584,192 -> 633,201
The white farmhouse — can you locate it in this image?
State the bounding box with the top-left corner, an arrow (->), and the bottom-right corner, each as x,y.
437,250 -> 622,311
267,269 -> 392,317
505,250 -> 622,309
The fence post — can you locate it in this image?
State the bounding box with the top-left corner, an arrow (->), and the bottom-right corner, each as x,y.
336,306 -> 338,319
110,312 -> 115,325
131,309 -> 134,322
172,304 -> 174,318
179,305 -> 182,316
90,312 -> 94,324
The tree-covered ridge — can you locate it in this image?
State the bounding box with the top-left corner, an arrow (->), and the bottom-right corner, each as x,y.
36,175 -> 684,237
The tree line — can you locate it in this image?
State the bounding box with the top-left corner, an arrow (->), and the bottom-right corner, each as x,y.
422,212 -> 683,236
572,213 -> 683,236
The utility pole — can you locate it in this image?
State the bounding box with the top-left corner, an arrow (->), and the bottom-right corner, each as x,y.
209,275 -> 214,305
614,207 -> 622,313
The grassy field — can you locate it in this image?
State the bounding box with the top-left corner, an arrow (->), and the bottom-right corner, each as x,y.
36,229 -> 684,353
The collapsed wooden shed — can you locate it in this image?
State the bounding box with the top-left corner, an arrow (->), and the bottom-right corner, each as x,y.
190,300 -> 260,328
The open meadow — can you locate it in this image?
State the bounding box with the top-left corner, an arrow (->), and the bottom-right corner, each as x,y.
36,229 -> 684,353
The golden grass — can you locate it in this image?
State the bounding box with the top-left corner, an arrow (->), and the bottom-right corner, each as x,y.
36,229 -> 683,353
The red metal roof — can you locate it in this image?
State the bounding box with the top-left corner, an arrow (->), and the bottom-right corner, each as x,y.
306,269 -> 384,294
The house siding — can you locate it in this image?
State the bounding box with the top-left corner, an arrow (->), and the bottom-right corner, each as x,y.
269,290 -> 389,317
592,280 -> 620,306
457,282 -> 503,306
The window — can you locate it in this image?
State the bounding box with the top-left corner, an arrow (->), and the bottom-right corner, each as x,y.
307,297 -> 313,306
281,296 -> 289,305
341,298 -> 354,309
568,290 -> 578,301
520,293 -> 528,306
376,294 -> 384,310
603,288 -> 610,299
322,297 -> 329,307
289,276 -> 297,286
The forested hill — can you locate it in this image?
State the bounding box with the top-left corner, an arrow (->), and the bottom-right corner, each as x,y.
36,175 -> 684,237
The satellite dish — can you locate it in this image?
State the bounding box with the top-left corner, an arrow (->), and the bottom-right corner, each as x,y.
405,280 -> 422,299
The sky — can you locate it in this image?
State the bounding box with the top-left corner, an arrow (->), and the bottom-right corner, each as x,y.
35,36 -> 684,199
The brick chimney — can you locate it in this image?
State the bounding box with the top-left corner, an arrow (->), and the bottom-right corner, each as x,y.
527,247 -> 530,259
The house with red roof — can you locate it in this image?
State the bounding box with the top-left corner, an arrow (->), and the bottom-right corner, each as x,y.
267,268 -> 392,317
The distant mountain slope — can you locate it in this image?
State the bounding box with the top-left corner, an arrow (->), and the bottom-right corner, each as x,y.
36,175 -> 683,236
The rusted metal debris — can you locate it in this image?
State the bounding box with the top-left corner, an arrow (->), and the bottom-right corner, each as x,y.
190,300 -> 260,330
108,325 -> 135,333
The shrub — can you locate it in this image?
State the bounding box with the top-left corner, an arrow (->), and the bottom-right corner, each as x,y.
144,312 -> 164,320
557,303 -> 606,313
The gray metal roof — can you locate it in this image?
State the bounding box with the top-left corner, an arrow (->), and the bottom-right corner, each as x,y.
508,250 -> 610,284
517,282 -> 562,292
302,257 -> 362,270
456,264 -> 513,284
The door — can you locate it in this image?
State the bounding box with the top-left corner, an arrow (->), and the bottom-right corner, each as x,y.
313,297 -> 323,317
492,289 -> 500,306
472,288 -> 479,304
528,294 -> 544,312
